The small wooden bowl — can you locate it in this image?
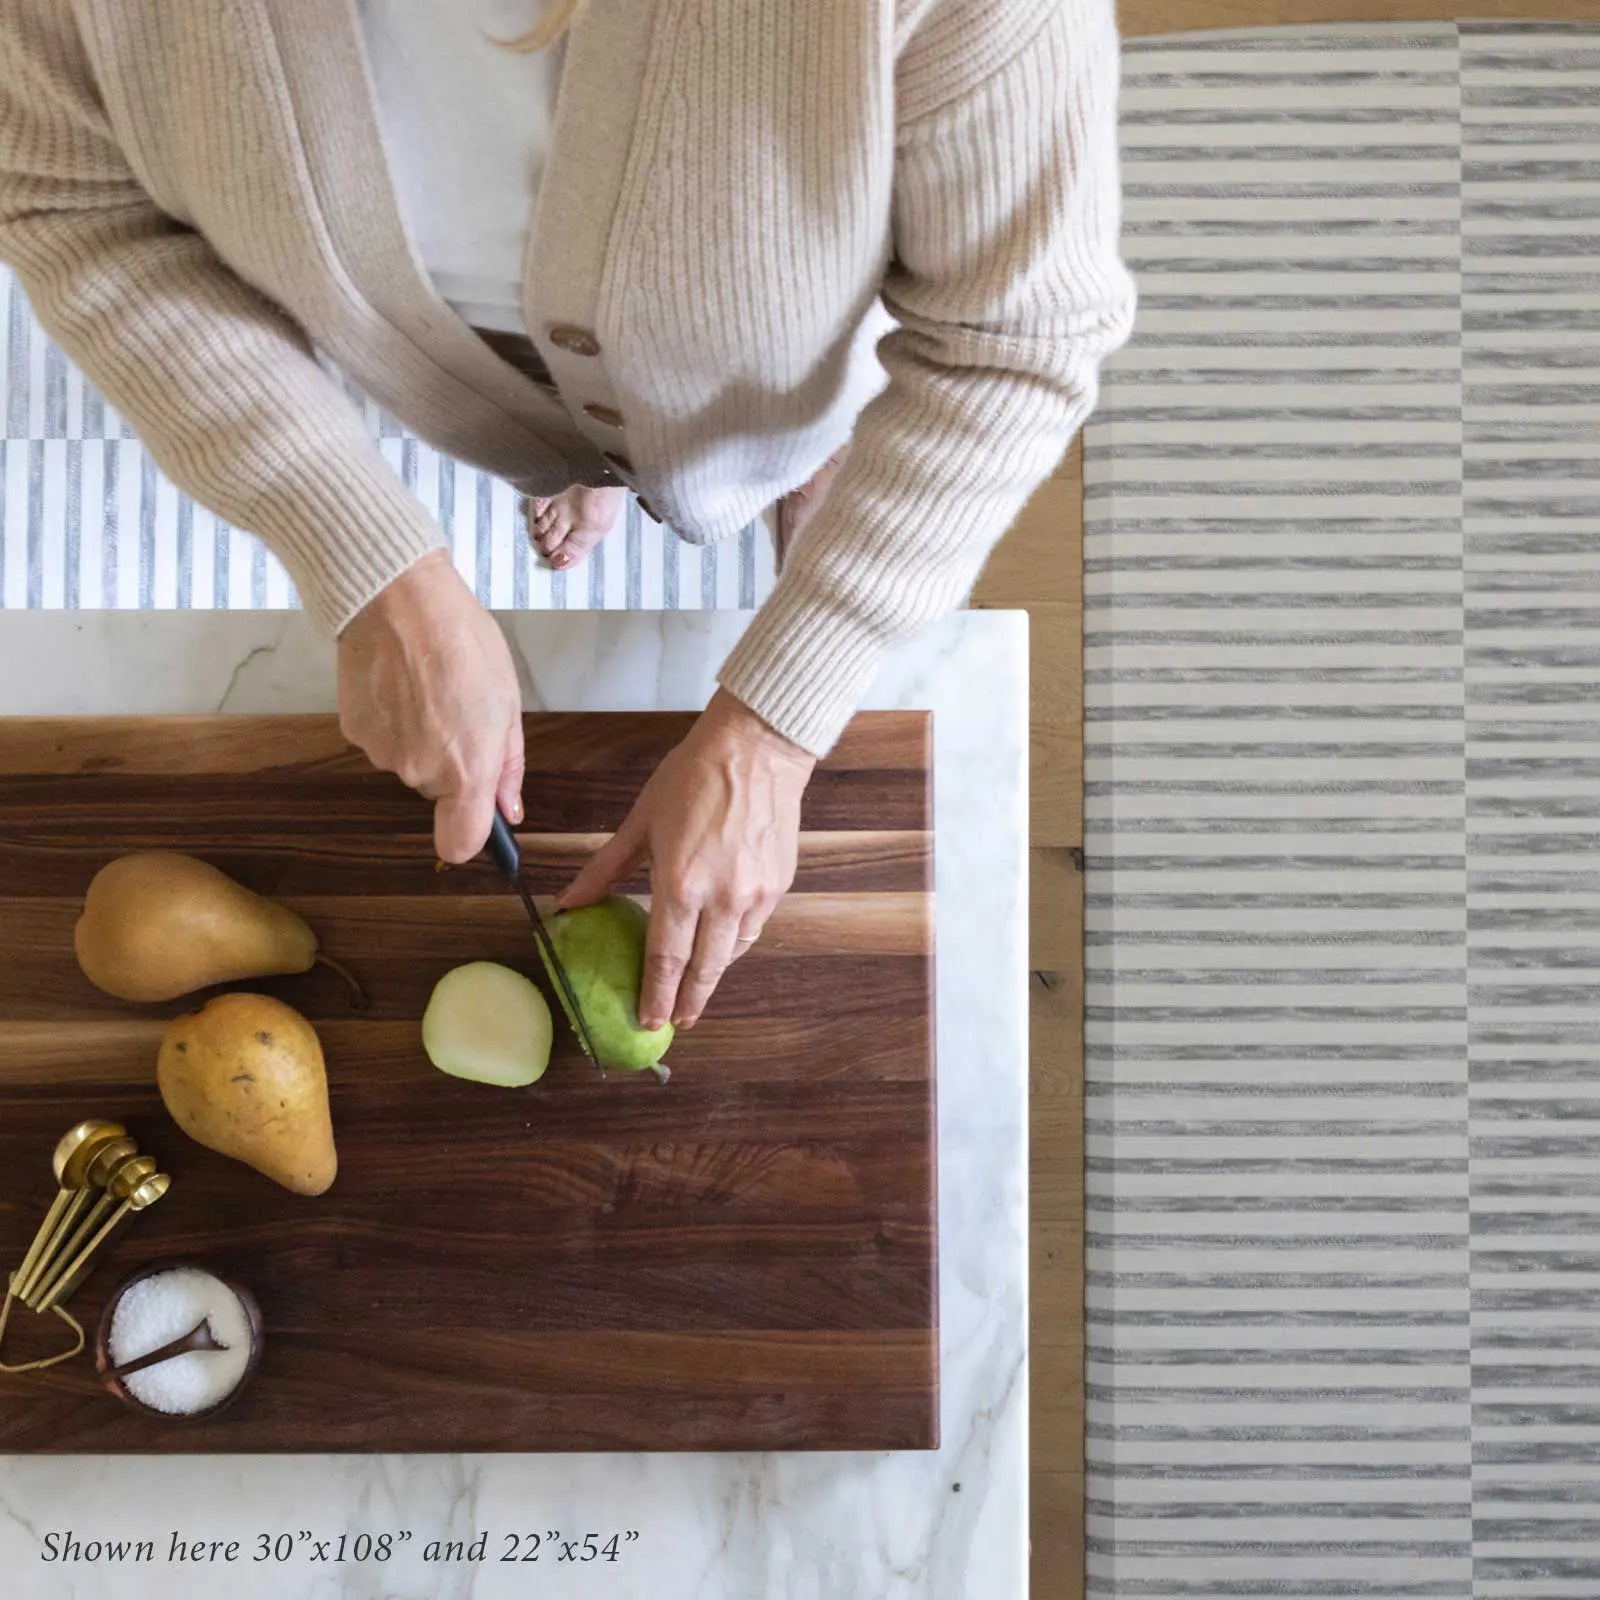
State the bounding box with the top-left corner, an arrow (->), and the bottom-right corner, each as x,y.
94,1261 -> 263,1422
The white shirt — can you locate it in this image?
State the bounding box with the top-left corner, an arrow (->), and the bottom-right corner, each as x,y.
360,1 -> 563,335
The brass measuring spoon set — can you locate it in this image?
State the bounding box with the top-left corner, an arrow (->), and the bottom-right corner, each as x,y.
1,1119 -> 172,1373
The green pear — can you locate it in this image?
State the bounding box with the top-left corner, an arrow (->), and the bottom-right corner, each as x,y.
549,895 -> 674,1072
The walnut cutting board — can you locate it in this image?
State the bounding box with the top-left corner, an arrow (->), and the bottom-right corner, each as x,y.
0,713 -> 935,1453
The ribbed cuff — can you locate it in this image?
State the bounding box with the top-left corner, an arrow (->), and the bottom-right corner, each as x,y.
716,576 -> 889,757
261,460 -> 448,637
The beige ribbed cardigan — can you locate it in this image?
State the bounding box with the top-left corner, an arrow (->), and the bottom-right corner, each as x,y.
0,0 -> 1135,754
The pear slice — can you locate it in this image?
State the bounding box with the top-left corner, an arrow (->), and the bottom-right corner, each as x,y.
422,962 -> 553,1088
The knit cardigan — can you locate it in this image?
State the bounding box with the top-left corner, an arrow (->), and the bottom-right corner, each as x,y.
0,0 -> 1135,754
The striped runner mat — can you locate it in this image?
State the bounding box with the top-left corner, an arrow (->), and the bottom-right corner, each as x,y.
1086,21 -> 1600,1598
0,280 -> 776,614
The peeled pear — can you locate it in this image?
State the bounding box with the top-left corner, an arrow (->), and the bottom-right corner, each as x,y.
423,962 -> 553,1087
548,895 -> 674,1072
76,852 -> 330,1002
158,993 -> 336,1195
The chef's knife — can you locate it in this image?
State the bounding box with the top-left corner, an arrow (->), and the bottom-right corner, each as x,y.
486,809 -> 601,1063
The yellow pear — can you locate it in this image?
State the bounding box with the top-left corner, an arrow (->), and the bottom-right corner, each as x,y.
157,993 -> 337,1196
76,852 -> 328,1002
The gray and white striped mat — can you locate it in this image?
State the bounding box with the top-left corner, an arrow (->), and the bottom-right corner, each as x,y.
0,279 -> 775,614
1086,21 -> 1600,1598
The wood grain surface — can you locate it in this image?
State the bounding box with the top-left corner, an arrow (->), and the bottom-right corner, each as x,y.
0,713 -> 936,1453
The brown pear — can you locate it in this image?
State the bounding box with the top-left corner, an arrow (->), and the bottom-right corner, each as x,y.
75,852 -> 318,1002
157,993 -> 336,1196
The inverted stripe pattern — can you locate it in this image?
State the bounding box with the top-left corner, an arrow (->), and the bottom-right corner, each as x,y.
1463,21 -> 1600,1600
1086,23 -> 1600,1598
0,274 -> 775,613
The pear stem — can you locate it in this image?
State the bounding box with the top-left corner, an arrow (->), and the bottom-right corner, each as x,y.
314,952 -> 369,1011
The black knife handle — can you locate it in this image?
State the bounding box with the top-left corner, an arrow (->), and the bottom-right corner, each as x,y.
487,808 -> 521,880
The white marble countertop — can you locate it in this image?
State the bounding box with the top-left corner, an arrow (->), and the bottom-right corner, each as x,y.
0,610 -> 1029,1600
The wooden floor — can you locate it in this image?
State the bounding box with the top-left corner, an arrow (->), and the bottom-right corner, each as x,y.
973,441 -> 1086,1598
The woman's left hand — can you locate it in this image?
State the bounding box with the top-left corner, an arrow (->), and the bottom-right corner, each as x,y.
557,690 -> 815,1029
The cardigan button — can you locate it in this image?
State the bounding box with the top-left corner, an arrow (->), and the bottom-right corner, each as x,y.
582,402 -> 626,429
549,324 -> 601,357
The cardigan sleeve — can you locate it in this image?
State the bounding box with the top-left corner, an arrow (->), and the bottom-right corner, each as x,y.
717,0 -> 1136,754
0,0 -> 444,633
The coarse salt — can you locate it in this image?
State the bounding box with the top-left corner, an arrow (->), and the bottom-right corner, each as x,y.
107,1267 -> 254,1415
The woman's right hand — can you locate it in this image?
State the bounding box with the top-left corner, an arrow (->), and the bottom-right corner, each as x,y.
337,550 -> 525,863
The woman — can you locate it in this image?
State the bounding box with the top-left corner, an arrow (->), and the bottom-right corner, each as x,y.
0,0 -> 1134,1031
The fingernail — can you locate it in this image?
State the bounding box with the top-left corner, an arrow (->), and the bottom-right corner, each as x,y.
551,552 -> 570,569
642,1016 -> 664,1031
510,796 -> 524,825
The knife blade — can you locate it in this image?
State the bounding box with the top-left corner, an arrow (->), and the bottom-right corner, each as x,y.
486,809 -> 602,1064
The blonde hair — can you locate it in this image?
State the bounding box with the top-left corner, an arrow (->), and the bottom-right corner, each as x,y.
499,0 -> 580,52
